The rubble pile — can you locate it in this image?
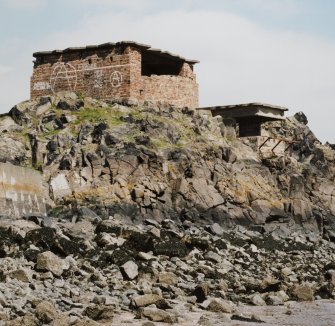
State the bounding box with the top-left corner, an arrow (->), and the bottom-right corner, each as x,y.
0,215 -> 333,324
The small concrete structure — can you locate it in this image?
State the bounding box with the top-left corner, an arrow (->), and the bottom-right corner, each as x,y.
0,162 -> 46,218
200,102 -> 293,157
200,103 -> 288,137
31,41 -> 199,108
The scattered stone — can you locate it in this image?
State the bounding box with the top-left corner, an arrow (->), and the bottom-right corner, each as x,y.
84,305 -> 114,322
132,294 -> 161,308
8,268 -> 32,282
36,301 -> 57,323
266,294 -> 284,306
140,307 -> 178,323
5,315 -> 39,326
204,251 -> 222,263
231,313 -> 265,323
292,283 -> 315,301
207,223 -> 223,236
194,283 -> 209,303
121,261 -> 138,280
36,251 -> 66,276
251,294 -> 266,306
158,272 -> 178,286
207,299 -> 234,313
142,322 -> 156,326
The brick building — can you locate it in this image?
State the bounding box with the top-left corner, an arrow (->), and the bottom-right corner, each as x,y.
31,41 -> 199,108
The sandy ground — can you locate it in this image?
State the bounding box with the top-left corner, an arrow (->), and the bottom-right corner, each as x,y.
112,300 -> 335,326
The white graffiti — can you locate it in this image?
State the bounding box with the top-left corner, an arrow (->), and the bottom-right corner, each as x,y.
33,81 -> 51,91
110,71 -> 123,88
36,62 -> 130,94
50,62 -> 78,93
94,70 -> 104,88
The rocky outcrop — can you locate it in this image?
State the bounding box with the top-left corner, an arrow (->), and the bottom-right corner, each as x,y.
0,93 -> 335,323
0,93 -> 334,239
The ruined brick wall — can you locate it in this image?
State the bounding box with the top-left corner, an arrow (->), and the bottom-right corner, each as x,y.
140,74 -> 198,108
0,163 -> 46,218
131,58 -> 199,108
31,46 -> 134,102
31,45 -> 199,108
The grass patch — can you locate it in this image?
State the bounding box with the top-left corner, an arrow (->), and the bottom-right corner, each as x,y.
128,109 -> 145,121
74,107 -> 124,126
151,137 -> 171,150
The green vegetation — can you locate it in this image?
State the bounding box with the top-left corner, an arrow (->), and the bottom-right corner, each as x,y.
73,106 -> 125,126
43,129 -> 62,138
128,109 -> 144,121
151,137 -> 171,150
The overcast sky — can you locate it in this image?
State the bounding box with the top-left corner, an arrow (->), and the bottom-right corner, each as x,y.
1,0 -> 335,142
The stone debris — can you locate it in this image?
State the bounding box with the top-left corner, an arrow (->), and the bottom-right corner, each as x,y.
0,214 -> 331,324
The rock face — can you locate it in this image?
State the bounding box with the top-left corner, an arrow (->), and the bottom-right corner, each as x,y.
0,93 -> 335,324
1,93 -> 335,240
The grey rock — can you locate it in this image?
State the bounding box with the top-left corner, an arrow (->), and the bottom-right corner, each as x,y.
121,261 -> 138,280
158,272 -> 178,286
84,304 -> 114,323
132,294 -> 161,308
206,298 -> 234,313
204,251 -> 222,263
8,268 -> 32,283
292,283 -> 315,301
294,111 -> 308,125
36,251 -> 66,277
35,300 -> 57,323
140,307 -> 178,323
207,223 -> 224,236
251,294 -> 266,306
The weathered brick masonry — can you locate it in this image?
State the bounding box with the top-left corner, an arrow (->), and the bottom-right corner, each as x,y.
31,41 -> 199,108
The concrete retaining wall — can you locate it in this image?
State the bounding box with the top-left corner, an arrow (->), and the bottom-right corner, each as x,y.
0,163 -> 46,218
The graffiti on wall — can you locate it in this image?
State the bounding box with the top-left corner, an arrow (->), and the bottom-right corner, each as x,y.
34,61 -> 128,93
93,70 -> 104,88
110,71 -> 122,87
33,81 -> 51,91
50,62 -> 78,93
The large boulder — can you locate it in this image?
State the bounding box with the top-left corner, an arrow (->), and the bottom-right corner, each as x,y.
36,251 -> 66,276
292,283 -> 315,301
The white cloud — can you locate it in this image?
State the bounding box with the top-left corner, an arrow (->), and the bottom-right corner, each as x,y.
5,0 -> 46,9
0,66 -> 11,75
3,8 -> 335,142
234,0 -> 301,15
72,0 -> 153,10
